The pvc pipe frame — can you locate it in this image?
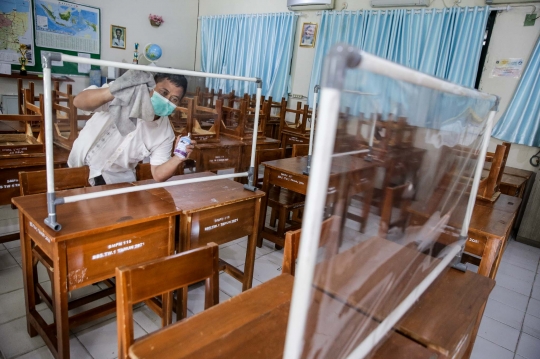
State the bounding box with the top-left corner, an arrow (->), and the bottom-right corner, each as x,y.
41,52 -> 262,231
283,45 -> 499,359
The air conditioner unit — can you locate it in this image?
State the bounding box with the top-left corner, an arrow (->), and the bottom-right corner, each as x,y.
371,0 -> 430,7
287,0 -> 335,11
486,0 -> 537,4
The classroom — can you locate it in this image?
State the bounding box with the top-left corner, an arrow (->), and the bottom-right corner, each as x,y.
0,0 -> 540,358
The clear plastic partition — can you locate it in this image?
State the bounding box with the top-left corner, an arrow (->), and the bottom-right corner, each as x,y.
290,49 -> 497,359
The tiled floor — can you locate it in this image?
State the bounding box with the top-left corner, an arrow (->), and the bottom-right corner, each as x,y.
470,239 -> 540,359
0,203 -> 539,358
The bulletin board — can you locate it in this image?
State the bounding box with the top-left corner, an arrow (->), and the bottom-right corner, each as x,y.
11,0 -> 101,76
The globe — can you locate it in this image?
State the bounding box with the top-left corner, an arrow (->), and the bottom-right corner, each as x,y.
144,43 -> 162,65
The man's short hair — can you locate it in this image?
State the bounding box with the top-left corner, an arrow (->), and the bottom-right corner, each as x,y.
154,73 -> 188,100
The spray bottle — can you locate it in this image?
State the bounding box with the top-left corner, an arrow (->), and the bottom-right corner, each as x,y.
174,132 -> 192,159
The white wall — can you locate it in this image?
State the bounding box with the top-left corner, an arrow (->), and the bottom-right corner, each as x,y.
196,0 -> 540,171
0,0 -> 199,98
478,7 -> 540,171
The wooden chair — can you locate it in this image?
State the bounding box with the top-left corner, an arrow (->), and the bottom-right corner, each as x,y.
116,243 -> 220,359
135,162 -> 185,181
282,216 -> 339,276
378,183 -> 412,239
256,148 -> 305,248
253,147 -> 285,188
19,166 -> 90,196
291,144 -> 309,157
170,97 -> 223,144
216,89 -> 236,107
478,142 -> 511,202
279,101 -> 311,137
52,90 -> 90,150
263,97 -> 286,139
221,98 -> 267,141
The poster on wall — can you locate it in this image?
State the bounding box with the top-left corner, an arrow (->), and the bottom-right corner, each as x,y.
0,0 -> 35,66
34,0 -> 100,54
491,58 -> 524,78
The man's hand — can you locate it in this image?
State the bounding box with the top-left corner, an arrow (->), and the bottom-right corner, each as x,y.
173,135 -> 196,159
150,137 -> 196,182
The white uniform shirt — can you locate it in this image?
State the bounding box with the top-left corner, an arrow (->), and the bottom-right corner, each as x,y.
68,84 -> 174,185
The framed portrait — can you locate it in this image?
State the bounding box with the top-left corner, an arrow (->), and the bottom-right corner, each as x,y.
300,23 -> 317,48
111,25 -> 126,49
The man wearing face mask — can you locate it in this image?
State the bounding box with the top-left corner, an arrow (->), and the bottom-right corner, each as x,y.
69,72 -> 192,185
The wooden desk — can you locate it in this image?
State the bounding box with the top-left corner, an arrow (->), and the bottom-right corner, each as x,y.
313,237 -> 494,358
408,199 -> 517,279
0,145 -> 70,244
134,174 -> 265,291
129,274 -> 441,359
280,130 -> 310,148
0,145 -> 70,206
259,156 -> 376,244
191,136 -> 244,173
12,185 -> 178,359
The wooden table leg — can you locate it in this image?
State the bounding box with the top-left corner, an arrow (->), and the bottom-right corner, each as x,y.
243,198 -> 261,291
176,214 -> 191,320
462,300 -> 489,359
490,224 -> 513,279
53,242 -> 70,359
19,213 -> 38,337
258,169 -> 271,248
478,237 -> 502,279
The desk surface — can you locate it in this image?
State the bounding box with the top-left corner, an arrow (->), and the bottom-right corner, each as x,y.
313,237 -> 441,320
476,194 -> 522,214
408,199 -> 515,238
263,155 -> 375,176
129,274 -> 439,359
12,184 -> 178,242
313,237 -> 494,357
134,173 -> 264,214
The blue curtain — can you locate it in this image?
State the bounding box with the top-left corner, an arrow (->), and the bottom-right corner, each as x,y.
492,35 -> 540,147
308,7 -> 490,106
200,13 -> 297,99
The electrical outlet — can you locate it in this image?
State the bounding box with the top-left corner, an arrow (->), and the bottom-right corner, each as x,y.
524,14 -> 536,27
291,94 -> 304,99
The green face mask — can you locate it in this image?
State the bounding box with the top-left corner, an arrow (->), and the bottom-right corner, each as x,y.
151,91 -> 177,117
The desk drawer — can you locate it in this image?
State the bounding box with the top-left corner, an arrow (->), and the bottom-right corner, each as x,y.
268,170 -> 307,195
66,217 -> 172,290
283,134 -> 309,146
465,233 -> 488,258
188,199 -> 256,247
194,146 -> 241,172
